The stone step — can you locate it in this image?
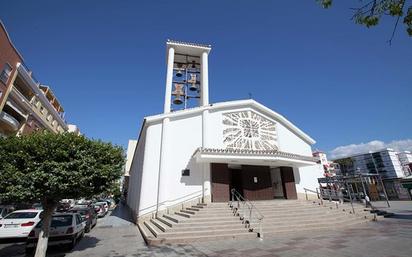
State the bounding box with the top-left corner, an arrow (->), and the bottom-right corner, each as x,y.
175,211 -> 192,218
258,205 -> 335,212
138,222 -> 156,241
156,216 -> 174,227
188,208 -> 234,214
259,216 -> 368,230
163,214 -> 183,223
244,205 -> 320,211
176,215 -> 241,223
257,209 -> 344,217
151,219 -> 168,232
172,219 -> 243,228
254,215 -> 364,227
143,220 -> 161,237
170,223 -> 246,232
180,209 -> 196,215
259,212 -> 353,221
261,218 -> 368,234
186,207 -> 201,212
150,231 -> 257,245
161,227 -> 250,238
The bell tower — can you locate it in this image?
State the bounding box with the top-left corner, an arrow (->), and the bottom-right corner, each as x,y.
164,40 -> 212,113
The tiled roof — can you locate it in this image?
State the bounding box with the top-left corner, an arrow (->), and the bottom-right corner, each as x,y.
167,39 -> 211,48
194,147 -> 319,163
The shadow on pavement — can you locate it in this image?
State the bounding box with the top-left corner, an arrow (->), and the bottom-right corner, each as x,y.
388,214 -> 412,220
108,204 -> 134,223
137,244 -> 207,257
0,242 -> 26,257
23,235 -> 100,257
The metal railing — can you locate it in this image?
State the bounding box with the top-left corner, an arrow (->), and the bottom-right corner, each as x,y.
229,189 -> 264,239
304,187 -> 356,214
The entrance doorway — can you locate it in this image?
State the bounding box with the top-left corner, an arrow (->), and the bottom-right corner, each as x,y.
229,168 -> 243,198
211,163 -> 297,202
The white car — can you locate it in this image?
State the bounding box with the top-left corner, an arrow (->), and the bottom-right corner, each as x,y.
0,209 -> 43,240
26,213 -> 85,251
95,202 -> 109,214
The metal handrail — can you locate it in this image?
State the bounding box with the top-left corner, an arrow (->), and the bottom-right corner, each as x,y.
303,187 -> 320,201
304,187 -> 357,214
229,188 -> 264,239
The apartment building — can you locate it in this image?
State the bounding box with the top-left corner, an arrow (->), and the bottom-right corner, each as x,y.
397,151 -> 412,165
334,148 -> 405,179
0,20 -> 72,137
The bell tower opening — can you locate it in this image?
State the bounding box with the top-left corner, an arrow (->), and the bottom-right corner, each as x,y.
163,40 -> 212,113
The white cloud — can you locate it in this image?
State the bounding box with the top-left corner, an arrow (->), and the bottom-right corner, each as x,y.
329,139 -> 412,159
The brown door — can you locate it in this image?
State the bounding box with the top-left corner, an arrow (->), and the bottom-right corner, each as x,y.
241,165 -> 273,200
211,163 -> 231,202
280,167 -> 297,199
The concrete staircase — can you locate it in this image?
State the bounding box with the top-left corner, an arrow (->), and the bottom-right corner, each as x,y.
251,200 -> 376,236
138,202 -> 255,245
138,200 -> 376,245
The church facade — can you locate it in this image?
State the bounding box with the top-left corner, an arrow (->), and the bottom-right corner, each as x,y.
127,40 -> 323,221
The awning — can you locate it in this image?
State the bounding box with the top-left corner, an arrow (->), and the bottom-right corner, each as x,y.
193,147 -> 319,167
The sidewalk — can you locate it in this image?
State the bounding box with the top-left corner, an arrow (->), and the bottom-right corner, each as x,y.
372,200 -> 412,217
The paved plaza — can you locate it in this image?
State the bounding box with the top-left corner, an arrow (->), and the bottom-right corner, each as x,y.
1,202 -> 412,257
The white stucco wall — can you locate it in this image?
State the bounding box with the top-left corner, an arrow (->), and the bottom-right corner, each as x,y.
161,114 -> 204,207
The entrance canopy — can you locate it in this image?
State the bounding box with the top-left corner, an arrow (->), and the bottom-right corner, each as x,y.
193,147 -> 318,168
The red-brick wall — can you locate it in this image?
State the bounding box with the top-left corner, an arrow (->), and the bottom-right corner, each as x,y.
0,22 -> 22,108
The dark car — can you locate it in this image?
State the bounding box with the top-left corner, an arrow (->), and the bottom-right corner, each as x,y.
68,207 -> 97,233
56,202 -> 71,213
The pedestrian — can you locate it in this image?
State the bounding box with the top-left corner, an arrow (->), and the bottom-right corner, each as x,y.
365,194 -> 371,208
338,188 -> 344,204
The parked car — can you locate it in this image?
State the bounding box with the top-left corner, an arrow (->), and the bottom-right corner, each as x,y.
98,198 -> 115,209
26,213 -> 85,251
75,199 -> 92,206
94,201 -> 109,214
69,207 -> 97,233
0,205 -> 15,219
106,198 -> 116,210
0,210 -> 43,241
56,202 -> 71,212
93,203 -> 106,218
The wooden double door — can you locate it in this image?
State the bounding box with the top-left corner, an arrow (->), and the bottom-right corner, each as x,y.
211,163 -> 297,202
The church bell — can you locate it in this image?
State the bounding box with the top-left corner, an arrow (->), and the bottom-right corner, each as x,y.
172,84 -> 184,105
188,74 -> 198,91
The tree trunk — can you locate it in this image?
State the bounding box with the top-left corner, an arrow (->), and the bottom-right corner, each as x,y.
34,201 -> 57,257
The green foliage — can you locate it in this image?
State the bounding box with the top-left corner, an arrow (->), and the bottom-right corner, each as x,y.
317,0 -> 412,37
0,131 -> 125,205
318,0 -> 332,9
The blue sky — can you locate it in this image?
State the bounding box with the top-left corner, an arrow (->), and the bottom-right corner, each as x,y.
1,1 -> 411,155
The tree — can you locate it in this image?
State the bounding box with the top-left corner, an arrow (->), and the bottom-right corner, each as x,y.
317,0 -> 412,44
0,131 -> 124,257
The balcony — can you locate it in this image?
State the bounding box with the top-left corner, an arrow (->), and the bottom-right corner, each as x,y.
0,111 -> 20,133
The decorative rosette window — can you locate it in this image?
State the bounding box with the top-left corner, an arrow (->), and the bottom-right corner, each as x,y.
222,111 -> 278,151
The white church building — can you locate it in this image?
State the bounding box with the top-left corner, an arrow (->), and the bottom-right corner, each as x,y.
127,40 -> 323,221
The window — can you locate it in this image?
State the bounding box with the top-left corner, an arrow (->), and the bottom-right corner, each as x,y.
76,214 -> 82,224
0,63 -> 12,84
182,169 -> 190,176
4,212 -> 38,219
